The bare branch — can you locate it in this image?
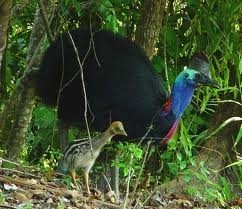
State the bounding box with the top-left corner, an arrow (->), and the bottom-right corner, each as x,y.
38,0 -> 54,42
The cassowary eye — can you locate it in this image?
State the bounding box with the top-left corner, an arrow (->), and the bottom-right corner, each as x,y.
184,73 -> 189,79
195,73 -> 201,79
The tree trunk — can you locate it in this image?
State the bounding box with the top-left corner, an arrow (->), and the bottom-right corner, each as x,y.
0,0 -> 13,97
135,0 -> 166,59
6,87 -> 35,160
0,46 -> 7,98
5,0 -> 54,160
0,0 -> 12,52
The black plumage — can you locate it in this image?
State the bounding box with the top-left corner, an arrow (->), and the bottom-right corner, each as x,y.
36,29 -> 218,143
37,29 -> 170,141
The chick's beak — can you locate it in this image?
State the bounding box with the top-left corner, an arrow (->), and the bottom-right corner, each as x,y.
197,73 -> 220,88
121,130 -> 128,136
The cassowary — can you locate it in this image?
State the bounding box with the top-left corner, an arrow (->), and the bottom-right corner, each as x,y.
36,29 -> 218,145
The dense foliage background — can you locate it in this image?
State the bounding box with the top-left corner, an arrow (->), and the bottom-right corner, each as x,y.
0,0 -> 241,207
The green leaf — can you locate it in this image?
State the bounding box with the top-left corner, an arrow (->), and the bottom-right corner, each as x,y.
183,174 -> 191,183
168,163 -> 178,175
239,57 -> 242,75
176,152 -> 182,161
180,161 -> 187,170
190,158 -> 197,167
234,124 -> 242,147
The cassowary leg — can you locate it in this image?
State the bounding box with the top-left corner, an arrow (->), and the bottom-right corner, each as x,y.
58,121 -> 69,151
145,144 -> 166,174
110,153 -> 120,202
96,149 -> 120,200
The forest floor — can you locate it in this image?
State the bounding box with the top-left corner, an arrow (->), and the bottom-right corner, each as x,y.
0,163 -> 241,209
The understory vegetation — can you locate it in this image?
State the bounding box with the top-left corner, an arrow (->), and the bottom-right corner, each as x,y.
0,0 -> 241,208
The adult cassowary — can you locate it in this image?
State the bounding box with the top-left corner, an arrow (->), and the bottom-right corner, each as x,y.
36,29 -> 218,145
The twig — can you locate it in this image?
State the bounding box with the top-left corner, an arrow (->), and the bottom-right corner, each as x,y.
0,158 -> 36,170
0,157 -> 21,167
89,18 -> 101,67
38,0 -> 54,42
138,186 -> 159,208
205,117 -> 242,140
137,123 -> 154,146
123,155 -> 134,209
193,145 -> 225,162
210,99 -> 242,107
163,16 -> 170,93
130,141 -> 152,201
51,35 -> 66,148
0,205 -> 17,209
92,199 -> 123,209
102,173 -> 112,191
67,32 -> 93,156
0,167 -> 41,179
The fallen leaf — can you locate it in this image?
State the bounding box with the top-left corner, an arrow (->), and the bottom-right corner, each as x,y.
59,196 -> 70,203
176,199 -> 193,207
26,179 -> 38,185
31,189 -> 46,196
64,189 -> 82,199
46,197 -> 53,203
15,192 -> 28,202
4,183 -> 18,191
93,188 -> 102,198
104,190 -> 116,203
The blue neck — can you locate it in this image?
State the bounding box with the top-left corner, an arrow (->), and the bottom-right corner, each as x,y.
170,83 -> 195,120
160,82 -> 195,120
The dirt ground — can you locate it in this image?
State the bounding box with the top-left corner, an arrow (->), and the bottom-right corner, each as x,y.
0,162 -> 241,209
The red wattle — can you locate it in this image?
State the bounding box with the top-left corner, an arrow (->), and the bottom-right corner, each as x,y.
162,120 -> 179,144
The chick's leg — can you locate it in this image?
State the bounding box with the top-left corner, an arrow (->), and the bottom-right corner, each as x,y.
70,170 -> 78,188
84,171 -> 90,194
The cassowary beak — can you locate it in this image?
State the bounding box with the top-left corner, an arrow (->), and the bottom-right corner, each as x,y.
197,73 -> 220,88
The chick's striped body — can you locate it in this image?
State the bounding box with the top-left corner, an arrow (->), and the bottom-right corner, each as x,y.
63,137 -> 104,172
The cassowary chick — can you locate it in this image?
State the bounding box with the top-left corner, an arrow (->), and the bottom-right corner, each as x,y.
57,121 -> 127,194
